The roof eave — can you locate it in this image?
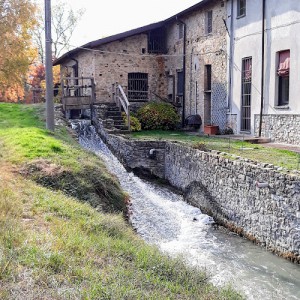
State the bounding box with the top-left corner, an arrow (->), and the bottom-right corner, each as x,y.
53,0 -> 212,66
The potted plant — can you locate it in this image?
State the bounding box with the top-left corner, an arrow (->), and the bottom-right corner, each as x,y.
204,124 -> 219,135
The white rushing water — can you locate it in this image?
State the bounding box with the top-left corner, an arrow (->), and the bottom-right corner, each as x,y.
78,125 -> 300,300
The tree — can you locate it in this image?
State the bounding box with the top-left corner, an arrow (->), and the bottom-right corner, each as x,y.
0,0 -> 37,101
33,1 -> 85,62
29,63 -> 46,88
23,63 -> 45,104
24,63 -> 60,104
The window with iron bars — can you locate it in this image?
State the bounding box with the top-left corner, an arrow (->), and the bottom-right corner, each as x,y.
128,73 -> 149,101
148,28 -> 167,54
241,57 -> 252,132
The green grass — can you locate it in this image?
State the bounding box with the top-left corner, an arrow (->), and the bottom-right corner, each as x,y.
0,103 -> 84,164
0,103 -> 125,212
0,103 -> 242,299
132,130 -> 300,171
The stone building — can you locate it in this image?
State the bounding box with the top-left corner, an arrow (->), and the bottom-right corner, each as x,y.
228,0 -> 300,144
54,0 -> 228,132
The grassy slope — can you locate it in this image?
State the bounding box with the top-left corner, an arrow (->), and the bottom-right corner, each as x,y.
0,103 -> 242,299
132,130 -> 299,171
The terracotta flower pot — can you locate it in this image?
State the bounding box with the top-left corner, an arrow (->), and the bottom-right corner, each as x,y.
204,125 -> 219,135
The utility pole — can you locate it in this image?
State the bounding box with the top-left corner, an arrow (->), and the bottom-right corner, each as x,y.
45,0 -> 55,131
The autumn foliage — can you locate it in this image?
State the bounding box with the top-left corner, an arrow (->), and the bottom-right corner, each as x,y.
0,0 -> 37,102
24,64 -> 61,104
0,0 -> 83,103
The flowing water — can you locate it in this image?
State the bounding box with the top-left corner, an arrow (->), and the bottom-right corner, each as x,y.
78,124 -> 300,300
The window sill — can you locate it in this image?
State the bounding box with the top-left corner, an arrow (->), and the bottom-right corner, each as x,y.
240,130 -> 251,134
237,14 -> 246,19
274,105 -> 290,110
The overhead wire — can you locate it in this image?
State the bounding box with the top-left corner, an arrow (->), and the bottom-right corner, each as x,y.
57,17 -> 300,110
235,19 -> 300,42
58,40 -> 262,105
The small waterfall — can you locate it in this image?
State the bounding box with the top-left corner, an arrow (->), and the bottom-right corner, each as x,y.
77,123 -> 300,300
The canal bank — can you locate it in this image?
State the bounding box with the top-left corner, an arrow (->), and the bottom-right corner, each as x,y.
91,112 -> 300,263
77,122 -> 300,300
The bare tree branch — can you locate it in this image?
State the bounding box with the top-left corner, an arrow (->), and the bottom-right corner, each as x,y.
32,1 -> 85,62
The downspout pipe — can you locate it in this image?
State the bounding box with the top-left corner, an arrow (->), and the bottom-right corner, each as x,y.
176,17 -> 186,127
259,0 -> 266,137
228,0 -> 234,111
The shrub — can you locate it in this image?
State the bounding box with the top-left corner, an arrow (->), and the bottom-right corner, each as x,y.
193,142 -> 208,152
223,127 -> 234,135
137,102 -> 180,130
122,113 -> 141,132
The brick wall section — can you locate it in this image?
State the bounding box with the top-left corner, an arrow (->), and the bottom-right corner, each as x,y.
254,114 -> 300,145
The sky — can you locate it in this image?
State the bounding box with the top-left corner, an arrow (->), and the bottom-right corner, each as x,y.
37,0 -> 202,54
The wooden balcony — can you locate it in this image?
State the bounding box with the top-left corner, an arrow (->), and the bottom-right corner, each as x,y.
62,96 -> 92,111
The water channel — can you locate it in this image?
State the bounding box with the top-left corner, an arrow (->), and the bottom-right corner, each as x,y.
78,125 -> 300,300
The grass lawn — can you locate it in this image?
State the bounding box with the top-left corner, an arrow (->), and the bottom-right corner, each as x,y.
131,130 -> 300,171
0,103 -> 242,299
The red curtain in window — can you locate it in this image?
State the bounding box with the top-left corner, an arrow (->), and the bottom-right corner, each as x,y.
244,59 -> 252,81
277,50 -> 290,76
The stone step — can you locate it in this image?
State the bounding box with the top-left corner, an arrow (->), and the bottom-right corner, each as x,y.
107,106 -> 120,112
106,111 -> 122,117
106,102 -> 118,107
114,124 -> 129,130
107,115 -> 123,121
114,120 -> 125,126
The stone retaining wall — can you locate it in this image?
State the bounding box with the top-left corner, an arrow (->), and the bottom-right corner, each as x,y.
93,117 -> 166,179
254,114 -> 300,145
164,143 -> 300,261
92,115 -> 300,262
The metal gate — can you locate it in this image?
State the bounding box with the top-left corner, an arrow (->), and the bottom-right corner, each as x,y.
241,57 -> 252,132
128,73 -> 148,101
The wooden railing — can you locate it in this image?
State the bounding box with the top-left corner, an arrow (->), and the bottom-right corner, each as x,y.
112,83 -> 131,131
61,77 -> 95,120
150,91 -> 182,107
61,77 -> 95,99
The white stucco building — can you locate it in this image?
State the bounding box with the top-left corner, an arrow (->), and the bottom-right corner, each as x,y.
227,0 -> 300,144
